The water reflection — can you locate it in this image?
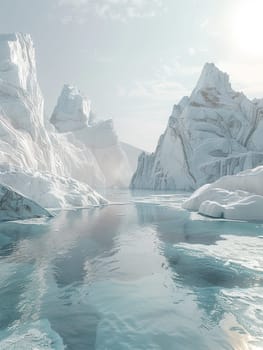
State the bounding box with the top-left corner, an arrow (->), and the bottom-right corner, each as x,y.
135,202 -> 226,246
134,196 -> 263,346
0,191 -> 262,349
0,204 -> 128,349
53,205 -> 125,287
0,220 -> 49,258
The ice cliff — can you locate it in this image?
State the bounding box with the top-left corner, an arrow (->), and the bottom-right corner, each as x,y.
131,63 -> 263,190
0,32 -> 109,209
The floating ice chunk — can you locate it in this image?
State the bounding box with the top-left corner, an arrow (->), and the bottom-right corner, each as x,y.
0,319 -> 65,349
183,166 -> 263,221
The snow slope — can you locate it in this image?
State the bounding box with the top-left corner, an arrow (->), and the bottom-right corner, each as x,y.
0,182 -> 51,221
183,166 -> 263,221
131,63 -> 263,190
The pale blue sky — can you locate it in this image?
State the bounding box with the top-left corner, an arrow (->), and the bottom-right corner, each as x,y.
0,0 -> 263,150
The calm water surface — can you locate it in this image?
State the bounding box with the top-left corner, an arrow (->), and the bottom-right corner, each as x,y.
0,190 -> 262,349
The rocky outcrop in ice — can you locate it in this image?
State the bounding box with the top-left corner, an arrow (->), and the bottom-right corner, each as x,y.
50,84 -> 133,188
0,183 -> 51,221
183,166 -> 263,221
131,63 -> 263,190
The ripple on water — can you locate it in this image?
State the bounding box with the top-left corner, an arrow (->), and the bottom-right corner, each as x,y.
0,191 -> 262,349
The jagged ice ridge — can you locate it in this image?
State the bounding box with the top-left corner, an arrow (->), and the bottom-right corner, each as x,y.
131,63 -> 263,191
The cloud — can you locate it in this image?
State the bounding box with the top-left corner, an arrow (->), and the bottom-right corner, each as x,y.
188,47 -> 196,56
117,61 -> 200,104
58,0 -> 87,6
155,61 -> 201,80
56,0 -> 165,22
200,18 -> 209,29
118,80 -> 188,102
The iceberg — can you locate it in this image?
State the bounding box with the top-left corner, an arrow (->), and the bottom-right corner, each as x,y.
50,84 -> 135,188
131,63 -> 263,190
183,166 -> 263,221
0,33 -> 142,198
0,32 -> 111,208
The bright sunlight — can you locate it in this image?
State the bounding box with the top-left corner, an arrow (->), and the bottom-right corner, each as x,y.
233,0 -> 263,57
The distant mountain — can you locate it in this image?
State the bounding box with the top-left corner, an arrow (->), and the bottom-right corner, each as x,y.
131,63 -> 263,190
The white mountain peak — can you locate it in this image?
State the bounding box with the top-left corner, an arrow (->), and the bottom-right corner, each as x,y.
50,84 -> 91,132
0,32 -> 44,135
193,62 -> 233,95
131,63 -> 263,191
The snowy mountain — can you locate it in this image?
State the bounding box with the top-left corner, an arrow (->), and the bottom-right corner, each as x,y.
131,63 -> 263,190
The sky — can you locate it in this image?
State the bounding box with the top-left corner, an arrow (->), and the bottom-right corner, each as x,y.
0,0 -> 263,151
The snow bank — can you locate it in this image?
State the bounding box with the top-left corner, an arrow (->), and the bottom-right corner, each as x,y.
183,166 -> 263,221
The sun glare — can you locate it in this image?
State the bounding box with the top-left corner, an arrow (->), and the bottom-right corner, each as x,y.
232,0 -> 263,57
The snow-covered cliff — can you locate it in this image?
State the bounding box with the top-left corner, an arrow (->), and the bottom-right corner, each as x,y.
131,63 -> 263,190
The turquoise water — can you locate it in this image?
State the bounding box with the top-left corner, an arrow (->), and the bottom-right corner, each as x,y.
0,191 -> 263,349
